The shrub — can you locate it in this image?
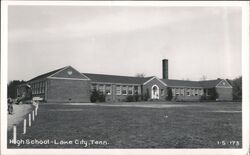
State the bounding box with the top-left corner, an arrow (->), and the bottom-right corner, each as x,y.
134,93 -> 140,101
199,94 -> 207,101
126,95 -> 135,102
142,89 -> 150,101
200,88 -> 218,101
98,93 -> 106,102
143,94 -> 149,101
230,76 -> 242,101
166,88 -> 173,101
90,89 -> 106,103
209,88 -> 218,100
126,93 -> 141,102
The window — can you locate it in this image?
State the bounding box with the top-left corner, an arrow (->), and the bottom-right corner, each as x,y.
128,86 -> 133,95
31,84 -> 34,94
105,85 -> 111,95
33,83 -> 36,94
180,88 -> 184,96
195,89 -> 199,96
134,86 -> 139,95
122,86 -> 127,95
38,82 -> 40,94
41,82 -> 43,93
116,85 -> 121,95
44,81 -> 46,93
161,89 -> 164,96
207,89 -> 211,96
203,89 -> 207,96
35,83 -> 38,94
186,88 -> 190,96
36,83 -> 39,94
91,84 -> 97,91
98,85 -> 105,94
45,81 -> 47,93
38,82 -> 41,94
41,81 -> 45,93
191,88 -> 195,96
199,89 -> 203,96
37,82 -> 39,94
42,81 -> 44,93
172,88 -> 175,96
176,88 -> 180,96
41,82 -> 44,93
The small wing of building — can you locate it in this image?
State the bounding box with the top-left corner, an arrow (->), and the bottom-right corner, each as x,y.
199,79 -> 233,101
161,78 -> 233,101
18,66 -> 91,103
161,79 -> 203,101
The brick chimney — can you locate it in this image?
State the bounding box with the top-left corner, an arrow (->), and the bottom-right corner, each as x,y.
162,59 -> 168,79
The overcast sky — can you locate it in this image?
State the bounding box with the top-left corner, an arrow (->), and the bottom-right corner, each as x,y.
8,6 -> 242,82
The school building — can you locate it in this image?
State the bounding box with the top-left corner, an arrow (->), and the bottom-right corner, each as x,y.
17,59 -> 233,103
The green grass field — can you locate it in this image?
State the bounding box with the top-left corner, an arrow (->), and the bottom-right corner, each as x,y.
8,102 -> 242,148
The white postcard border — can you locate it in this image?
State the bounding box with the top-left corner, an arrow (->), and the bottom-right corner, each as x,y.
1,1 -> 249,155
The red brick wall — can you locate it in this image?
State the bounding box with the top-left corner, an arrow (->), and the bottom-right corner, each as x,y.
47,79 -> 90,103
216,87 -> 233,101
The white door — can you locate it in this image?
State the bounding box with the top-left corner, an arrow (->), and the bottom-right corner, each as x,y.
151,85 -> 159,99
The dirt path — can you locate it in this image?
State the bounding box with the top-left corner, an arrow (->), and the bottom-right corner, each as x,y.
7,104 -> 35,131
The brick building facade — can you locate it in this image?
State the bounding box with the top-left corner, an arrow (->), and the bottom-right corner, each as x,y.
17,59 -> 233,103
17,66 -> 91,103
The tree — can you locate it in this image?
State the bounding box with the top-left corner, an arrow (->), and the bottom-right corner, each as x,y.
230,76 -> 242,101
90,89 -> 106,103
126,95 -> 135,102
126,92 -> 141,102
7,80 -> 26,98
209,87 -> 218,100
134,92 -> 140,101
135,73 -> 146,78
143,88 -> 150,101
166,87 -> 173,101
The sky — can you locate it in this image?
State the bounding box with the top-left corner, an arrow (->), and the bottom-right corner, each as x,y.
8,5 -> 242,82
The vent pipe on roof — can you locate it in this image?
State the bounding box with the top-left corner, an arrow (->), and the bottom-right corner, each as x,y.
162,59 -> 168,79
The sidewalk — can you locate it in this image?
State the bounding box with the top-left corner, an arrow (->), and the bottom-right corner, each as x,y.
7,104 -> 35,131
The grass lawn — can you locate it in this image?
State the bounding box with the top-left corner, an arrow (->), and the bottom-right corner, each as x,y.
7,102 -> 242,148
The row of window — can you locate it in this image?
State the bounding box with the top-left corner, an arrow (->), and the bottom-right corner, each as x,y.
116,85 -> 139,95
30,81 -> 46,95
91,84 -> 140,95
172,88 -> 203,96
